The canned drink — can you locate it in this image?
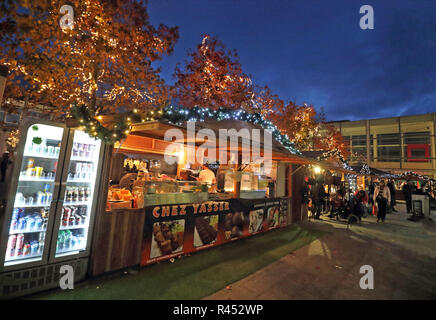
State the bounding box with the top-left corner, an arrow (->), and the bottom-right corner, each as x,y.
46,192 -> 52,204
78,143 -> 84,157
38,240 -> 44,254
43,183 -> 50,192
75,214 -> 82,226
18,208 -> 25,219
35,167 -> 43,177
27,217 -> 35,231
37,192 -> 44,205
23,242 -> 31,256
30,241 -> 39,255
48,146 -> 54,156
12,208 -> 19,220
42,217 -> 48,229
90,145 -> 96,158
87,163 -> 93,178
16,234 -> 25,256
35,215 -> 43,229
84,144 -> 90,158
10,219 -> 18,231
7,235 -> 17,257
55,147 -> 60,156
62,208 -> 71,227
18,217 -> 27,230
72,142 -> 78,157
75,162 -> 83,173
38,232 -> 46,242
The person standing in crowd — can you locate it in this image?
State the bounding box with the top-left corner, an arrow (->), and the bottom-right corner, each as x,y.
387,179 -> 397,212
310,182 -> 325,220
402,180 -> 414,213
374,180 -> 391,223
300,180 -> 310,220
1,151 -> 12,182
368,181 -> 375,207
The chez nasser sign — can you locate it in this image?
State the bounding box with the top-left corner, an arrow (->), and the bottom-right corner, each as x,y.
151,201 -> 230,218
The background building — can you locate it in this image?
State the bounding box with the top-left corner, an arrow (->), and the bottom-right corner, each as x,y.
328,112 -> 436,179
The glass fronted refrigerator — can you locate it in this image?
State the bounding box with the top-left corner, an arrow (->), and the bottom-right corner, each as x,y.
0,120 -> 104,297
50,129 -> 102,262
1,123 -> 67,268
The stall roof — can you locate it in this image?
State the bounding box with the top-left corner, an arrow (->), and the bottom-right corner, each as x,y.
300,151 -> 357,175
129,119 -> 306,161
351,165 -> 398,178
127,120 -> 357,174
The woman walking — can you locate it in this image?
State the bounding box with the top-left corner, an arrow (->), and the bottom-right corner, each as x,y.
373,180 -> 391,223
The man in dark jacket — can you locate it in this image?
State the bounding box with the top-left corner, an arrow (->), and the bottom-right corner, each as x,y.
402,180 -> 413,213
0,152 -> 12,182
311,182 -> 325,219
387,180 -> 397,212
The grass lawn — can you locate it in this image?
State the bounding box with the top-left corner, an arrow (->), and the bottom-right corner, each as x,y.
29,224 -> 325,300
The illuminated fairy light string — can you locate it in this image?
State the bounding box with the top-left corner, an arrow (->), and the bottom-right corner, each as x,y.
160,105 -> 301,155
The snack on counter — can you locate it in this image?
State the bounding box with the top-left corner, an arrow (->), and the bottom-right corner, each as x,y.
108,188 -> 133,201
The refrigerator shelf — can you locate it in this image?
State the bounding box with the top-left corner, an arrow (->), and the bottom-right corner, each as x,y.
67,179 -> 94,183
18,177 -> 55,182
56,247 -> 85,257
60,225 -> 86,230
70,157 -> 96,162
14,203 -> 51,208
63,201 -> 91,206
9,228 -> 47,235
4,256 -> 42,266
23,153 -> 59,160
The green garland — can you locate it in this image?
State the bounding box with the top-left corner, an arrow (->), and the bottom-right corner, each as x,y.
70,105 -> 143,144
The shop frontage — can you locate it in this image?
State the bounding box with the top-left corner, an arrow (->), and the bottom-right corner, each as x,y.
89,119 -> 316,275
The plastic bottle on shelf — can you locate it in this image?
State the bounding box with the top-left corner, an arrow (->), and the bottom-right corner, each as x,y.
38,233 -> 45,254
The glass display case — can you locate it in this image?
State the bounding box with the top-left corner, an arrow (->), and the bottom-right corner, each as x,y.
140,180 -> 209,206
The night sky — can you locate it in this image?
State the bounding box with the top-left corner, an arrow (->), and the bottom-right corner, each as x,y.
148,0 -> 436,121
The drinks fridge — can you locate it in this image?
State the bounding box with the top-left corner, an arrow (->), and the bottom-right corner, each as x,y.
0,120 -> 104,298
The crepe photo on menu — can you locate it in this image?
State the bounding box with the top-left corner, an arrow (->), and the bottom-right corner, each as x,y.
150,220 -> 185,259
193,215 -> 218,247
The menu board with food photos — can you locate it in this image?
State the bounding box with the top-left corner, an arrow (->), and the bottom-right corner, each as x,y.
140,197 -> 290,266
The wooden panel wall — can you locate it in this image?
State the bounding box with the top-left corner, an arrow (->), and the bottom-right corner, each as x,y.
90,208 -> 145,276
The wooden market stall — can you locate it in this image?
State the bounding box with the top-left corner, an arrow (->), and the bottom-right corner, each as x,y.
87,119 -> 320,276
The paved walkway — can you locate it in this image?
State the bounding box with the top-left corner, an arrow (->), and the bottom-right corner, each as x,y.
205,204 -> 436,300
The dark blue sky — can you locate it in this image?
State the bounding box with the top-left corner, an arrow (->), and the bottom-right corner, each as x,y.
148,0 -> 436,121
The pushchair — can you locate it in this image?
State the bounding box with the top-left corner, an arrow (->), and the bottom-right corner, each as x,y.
330,194 -> 365,227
